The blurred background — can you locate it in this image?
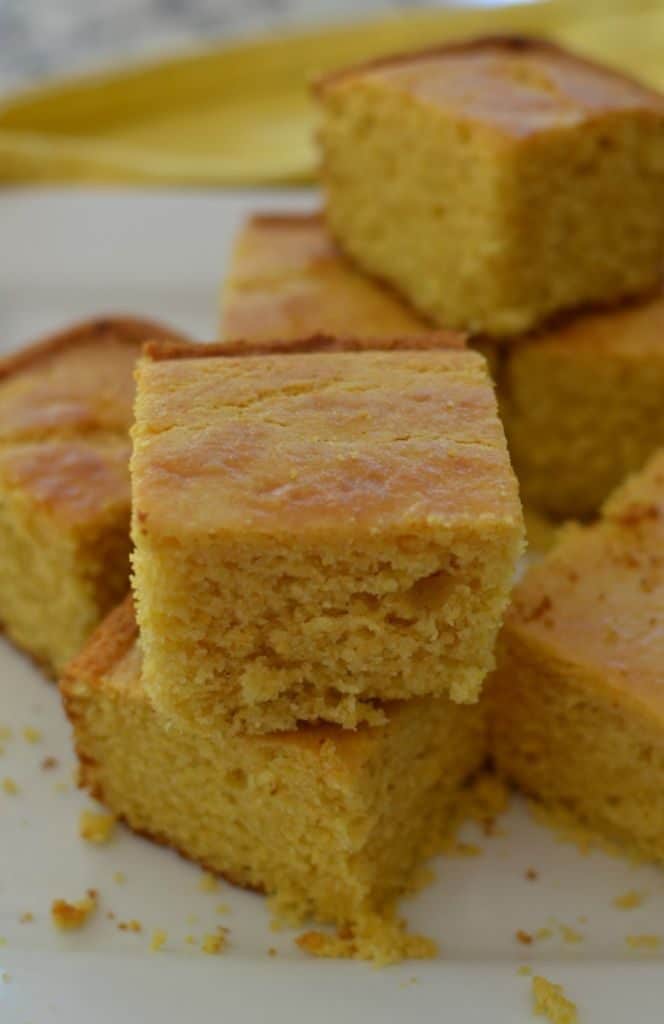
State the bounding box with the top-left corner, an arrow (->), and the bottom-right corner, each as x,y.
0,0 -> 523,90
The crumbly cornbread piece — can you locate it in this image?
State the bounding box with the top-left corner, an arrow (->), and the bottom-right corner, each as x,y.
51,891 -> 98,931
61,599 -> 487,962
222,212 -> 433,341
532,976 -> 578,1024
0,316 -> 187,674
317,35 -> 664,338
500,292 -> 664,520
491,451 -> 664,862
131,341 -> 522,733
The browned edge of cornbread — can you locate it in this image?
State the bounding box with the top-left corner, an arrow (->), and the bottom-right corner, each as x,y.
0,315 -> 191,382
313,33 -> 664,104
143,329 -> 466,363
245,211 -> 326,229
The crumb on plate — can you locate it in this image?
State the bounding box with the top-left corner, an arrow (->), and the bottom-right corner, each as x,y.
2,777 -> 18,795
22,727 -> 41,744
201,930 -> 227,955
614,890 -> 645,910
532,975 -> 578,1023
51,890 -> 98,931
150,929 -> 167,952
626,933 -> 662,951
79,809 -> 116,844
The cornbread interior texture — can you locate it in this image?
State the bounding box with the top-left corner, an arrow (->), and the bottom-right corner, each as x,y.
317,36 -> 664,337
221,212 -> 434,342
491,451 -> 664,862
0,317 -> 186,674
131,344 -> 523,733
62,599 -> 487,960
500,293 -> 664,520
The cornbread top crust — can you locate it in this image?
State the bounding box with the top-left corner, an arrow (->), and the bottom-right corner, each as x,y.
63,596 -> 403,767
519,291 -> 664,358
133,341 -> 519,541
0,317 -> 188,443
316,35 -> 664,138
507,451 -> 664,720
223,213 -> 437,342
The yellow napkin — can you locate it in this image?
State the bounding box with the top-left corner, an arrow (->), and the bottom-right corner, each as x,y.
1,0 -> 663,187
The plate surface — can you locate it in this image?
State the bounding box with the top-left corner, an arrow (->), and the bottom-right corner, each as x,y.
1,188 -> 664,1023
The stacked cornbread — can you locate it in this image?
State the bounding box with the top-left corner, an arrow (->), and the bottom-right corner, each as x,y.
63,333 -> 523,961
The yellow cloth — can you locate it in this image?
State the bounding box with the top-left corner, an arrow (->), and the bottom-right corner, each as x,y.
1,0 -> 663,187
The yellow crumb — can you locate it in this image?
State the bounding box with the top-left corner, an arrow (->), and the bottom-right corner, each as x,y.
2,777 -> 18,795
296,914 -> 437,967
560,925 -> 583,945
22,727 -> 41,744
118,919 -> 142,933
113,871 -> 126,885
626,934 -> 662,951
201,931 -> 227,955
79,810 -> 116,845
532,975 -> 578,1023
518,965 -> 532,976
215,903 -> 231,915
185,934 -> 198,946
613,890 -> 645,910
150,929 -> 167,952
19,912 -> 34,924
51,891 -> 98,931
198,872 -> 219,892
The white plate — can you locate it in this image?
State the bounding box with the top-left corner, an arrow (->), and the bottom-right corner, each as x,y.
1,188 -> 664,1023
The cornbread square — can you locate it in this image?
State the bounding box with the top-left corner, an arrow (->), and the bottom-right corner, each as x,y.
317,36 -> 664,337
491,451 -> 664,862
62,598 -> 487,953
132,341 -> 523,733
500,292 -> 664,520
222,212 -> 433,342
0,316 -> 187,674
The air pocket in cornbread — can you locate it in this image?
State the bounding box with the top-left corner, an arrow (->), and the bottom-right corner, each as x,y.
61,598 -> 487,961
491,451 -> 664,862
500,292 -> 664,520
0,316 -> 187,674
131,339 -> 523,733
317,36 -> 664,337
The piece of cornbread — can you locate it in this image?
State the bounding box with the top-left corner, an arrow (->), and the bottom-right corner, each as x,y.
317,35 -> 664,337
0,316 -> 187,674
222,212 -> 433,341
131,339 -> 523,733
500,292 -> 664,520
61,598 -> 487,960
491,451 -> 664,862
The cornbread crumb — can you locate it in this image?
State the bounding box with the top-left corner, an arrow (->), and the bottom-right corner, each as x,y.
79,810 -> 115,845
22,727 -> 41,743
2,777 -> 18,795
516,930 -> 533,946
297,916 -> 437,967
198,872 -> 219,892
525,868 -> 539,881
532,976 -> 578,1023
185,935 -> 198,946
626,933 -> 662,951
560,925 -> 583,945
150,929 -> 167,952
113,871 -> 126,884
41,756 -> 58,771
613,890 -> 645,910
19,912 -> 34,924
118,919 -> 142,933
201,931 -> 227,955
268,947 -> 277,957
518,965 -> 532,977
51,891 -> 98,931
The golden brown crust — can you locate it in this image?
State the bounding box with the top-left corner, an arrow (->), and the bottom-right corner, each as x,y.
61,595 -> 137,691
246,212 -> 326,230
0,316 -> 190,383
144,330 -> 465,362
314,34 -> 664,106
